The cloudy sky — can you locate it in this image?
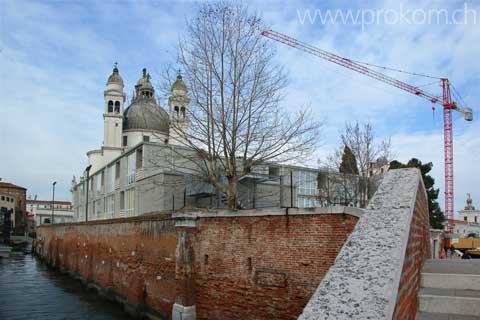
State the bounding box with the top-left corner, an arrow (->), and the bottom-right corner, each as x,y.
1,0 -> 478,216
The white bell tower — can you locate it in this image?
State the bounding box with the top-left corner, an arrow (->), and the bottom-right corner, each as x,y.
103,63 -> 125,148
168,72 -> 190,145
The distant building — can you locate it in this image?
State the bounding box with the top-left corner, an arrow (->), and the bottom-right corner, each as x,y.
26,199 -> 74,226
0,182 -> 27,234
458,193 -> 480,224
455,194 -> 480,237
0,193 -> 16,238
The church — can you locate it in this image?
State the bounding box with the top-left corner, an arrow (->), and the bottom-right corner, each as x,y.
71,67 -> 348,222
87,66 -> 189,174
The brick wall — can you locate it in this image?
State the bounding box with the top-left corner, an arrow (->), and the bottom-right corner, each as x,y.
193,213 -> 358,320
36,214 -> 177,319
36,208 -> 360,320
393,181 -> 431,320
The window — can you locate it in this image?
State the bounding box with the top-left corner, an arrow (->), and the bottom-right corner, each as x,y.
108,100 -> 113,112
1,196 -> 4,201
106,165 -> 115,193
125,188 -> 135,216
476,216 -> 478,223
95,199 -> 103,219
269,166 -> 279,177
143,135 -> 150,142
95,173 -> 102,193
123,136 -> 128,147
174,106 -> 179,117
114,101 -> 120,113
126,152 -> 136,184
106,194 -> 115,218
136,148 -> 143,170
101,170 -> 105,187
120,191 -> 125,210
115,161 -> 121,179
464,216 -> 468,221
181,106 -> 186,119
295,170 -> 317,196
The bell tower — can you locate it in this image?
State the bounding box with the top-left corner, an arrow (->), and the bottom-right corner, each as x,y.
103,63 -> 125,149
168,72 -> 190,145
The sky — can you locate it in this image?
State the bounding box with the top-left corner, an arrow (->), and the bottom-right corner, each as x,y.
0,0 -> 479,216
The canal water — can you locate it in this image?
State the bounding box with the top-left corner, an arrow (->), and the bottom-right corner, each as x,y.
0,253 -> 132,320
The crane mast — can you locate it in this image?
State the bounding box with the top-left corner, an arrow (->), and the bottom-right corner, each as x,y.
261,30 -> 473,232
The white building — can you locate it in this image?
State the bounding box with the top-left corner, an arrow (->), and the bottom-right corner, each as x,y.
86,66 -> 189,174
71,66 -> 361,222
26,199 -> 74,226
458,194 -> 480,224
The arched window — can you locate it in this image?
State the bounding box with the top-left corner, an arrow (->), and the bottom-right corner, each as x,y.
174,106 -> 179,118
114,101 -> 120,113
108,100 -> 113,113
181,106 -> 186,119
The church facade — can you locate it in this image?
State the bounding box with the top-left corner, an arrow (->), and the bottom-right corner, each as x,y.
71,67 -> 356,222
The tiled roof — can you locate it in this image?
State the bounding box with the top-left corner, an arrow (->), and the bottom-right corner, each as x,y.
0,182 -> 27,190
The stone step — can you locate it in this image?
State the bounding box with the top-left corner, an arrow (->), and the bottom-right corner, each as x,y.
421,273 -> 480,290
418,288 -> 480,316
422,259 -> 480,275
417,312 -> 480,319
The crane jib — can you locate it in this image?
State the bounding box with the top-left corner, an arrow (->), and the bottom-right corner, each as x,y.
262,29 -> 473,237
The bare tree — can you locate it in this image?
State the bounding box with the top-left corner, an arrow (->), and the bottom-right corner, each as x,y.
327,121 -> 391,206
166,2 -> 321,209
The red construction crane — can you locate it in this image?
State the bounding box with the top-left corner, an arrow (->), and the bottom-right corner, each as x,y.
261,30 -> 473,232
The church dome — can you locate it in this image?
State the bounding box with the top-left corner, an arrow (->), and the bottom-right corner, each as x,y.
171,74 -> 187,93
107,66 -> 124,85
136,68 -> 154,90
123,100 -> 169,133
123,68 -> 169,133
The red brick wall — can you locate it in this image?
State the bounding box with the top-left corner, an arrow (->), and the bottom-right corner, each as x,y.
193,214 -> 359,320
36,211 -> 359,320
36,215 -> 177,319
393,181 -> 431,320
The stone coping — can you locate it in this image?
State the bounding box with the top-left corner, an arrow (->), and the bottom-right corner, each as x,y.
38,206 -> 363,230
298,168 -> 423,320
172,206 -> 364,219
37,212 -> 173,228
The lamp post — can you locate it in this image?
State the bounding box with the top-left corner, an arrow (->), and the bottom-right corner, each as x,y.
52,181 -> 57,224
85,165 -> 92,222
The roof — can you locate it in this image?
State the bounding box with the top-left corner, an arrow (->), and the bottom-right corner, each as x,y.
171,74 -> 187,92
107,67 -> 124,85
452,219 -> 480,225
123,99 -> 169,133
0,182 -> 27,190
27,199 -> 72,205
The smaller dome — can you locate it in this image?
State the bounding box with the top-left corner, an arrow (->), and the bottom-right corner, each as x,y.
171,73 -> 187,93
107,65 -> 123,85
136,68 -> 154,90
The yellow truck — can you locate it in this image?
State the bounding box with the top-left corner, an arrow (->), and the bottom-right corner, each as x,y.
453,237 -> 480,250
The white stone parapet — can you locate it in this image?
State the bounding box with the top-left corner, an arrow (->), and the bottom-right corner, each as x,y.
298,168 -> 424,320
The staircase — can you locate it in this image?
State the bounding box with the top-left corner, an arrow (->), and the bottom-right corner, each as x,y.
0,243 -> 12,258
417,259 -> 480,319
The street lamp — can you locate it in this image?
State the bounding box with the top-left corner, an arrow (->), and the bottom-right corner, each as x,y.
85,165 -> 92,222
52,181 -> 57,224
